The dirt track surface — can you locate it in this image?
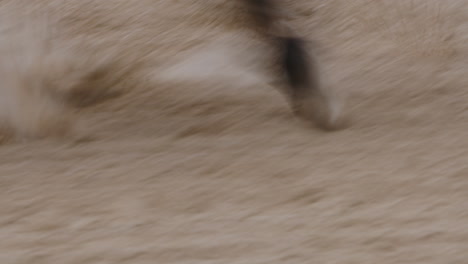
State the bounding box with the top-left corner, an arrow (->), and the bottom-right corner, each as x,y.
0,1 -> 467,263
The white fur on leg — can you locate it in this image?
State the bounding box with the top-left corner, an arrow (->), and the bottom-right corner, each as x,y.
0,15 -> 74,140
0,13 -> 116,141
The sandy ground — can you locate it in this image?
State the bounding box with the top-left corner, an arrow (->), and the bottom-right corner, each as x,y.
0,1 -> 467,263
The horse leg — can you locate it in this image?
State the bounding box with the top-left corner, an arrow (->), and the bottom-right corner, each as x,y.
245,0 -> 344,131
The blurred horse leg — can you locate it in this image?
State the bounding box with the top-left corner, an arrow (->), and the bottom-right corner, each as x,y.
244,0 -> 344,130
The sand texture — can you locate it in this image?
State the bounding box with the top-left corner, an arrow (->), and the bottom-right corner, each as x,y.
0,1 -> 467,263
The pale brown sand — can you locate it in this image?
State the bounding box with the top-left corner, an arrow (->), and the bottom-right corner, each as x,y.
0,1 -> 467,263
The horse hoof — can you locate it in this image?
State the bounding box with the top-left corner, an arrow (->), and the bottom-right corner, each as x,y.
293,91 -> 348,131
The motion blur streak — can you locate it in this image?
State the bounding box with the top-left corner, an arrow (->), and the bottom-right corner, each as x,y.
0,1 -> 467,264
